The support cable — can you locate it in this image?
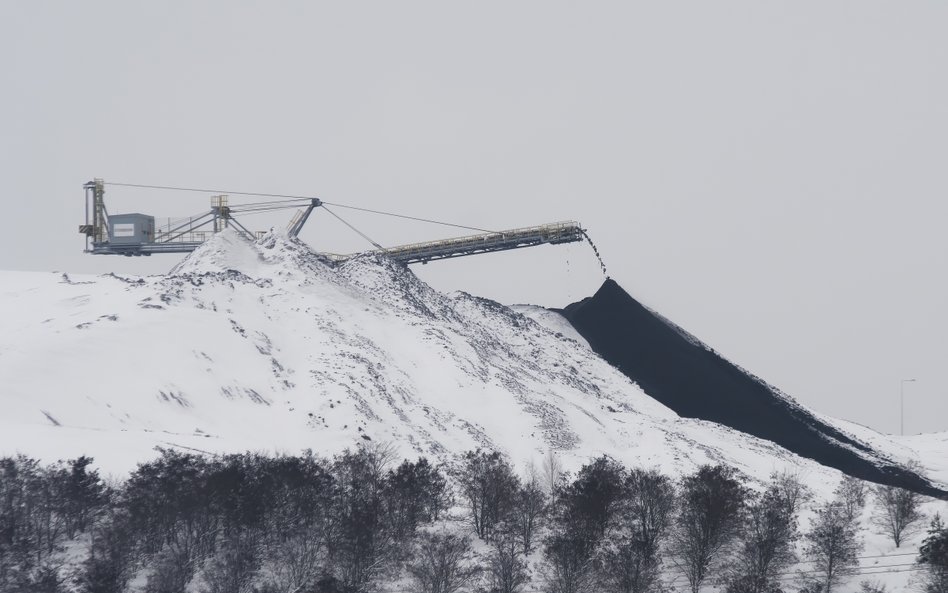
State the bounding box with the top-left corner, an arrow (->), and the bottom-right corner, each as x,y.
226,204 -> 308,215
320,205 -> 385,251
105,182 -> 313,201
103,181 -> 494,233
317,201 -> 494,233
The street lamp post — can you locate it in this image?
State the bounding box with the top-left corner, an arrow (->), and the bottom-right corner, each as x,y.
901,378 -> 916,436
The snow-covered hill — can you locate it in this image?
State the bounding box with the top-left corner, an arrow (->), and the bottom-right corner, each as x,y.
0,230 -> 850,486
3,230 -> 947,592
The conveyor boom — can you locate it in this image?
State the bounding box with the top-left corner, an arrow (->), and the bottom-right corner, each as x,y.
359,221 -> 585,265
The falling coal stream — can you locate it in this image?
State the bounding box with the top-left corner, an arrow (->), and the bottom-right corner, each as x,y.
581,230 -> 609,277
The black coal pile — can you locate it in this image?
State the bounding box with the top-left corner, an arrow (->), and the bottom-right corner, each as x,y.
560,279 -> 945,498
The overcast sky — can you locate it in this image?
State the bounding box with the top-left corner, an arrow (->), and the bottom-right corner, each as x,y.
2,2 -> 945,435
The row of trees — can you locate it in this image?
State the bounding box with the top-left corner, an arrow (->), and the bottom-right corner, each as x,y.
0,448 -> 942,593
451,452 -> 937,593
0,456 -> 104,587
2,446 -> 448,593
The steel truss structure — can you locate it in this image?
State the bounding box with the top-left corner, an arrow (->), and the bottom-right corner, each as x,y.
79,179 -> 585,263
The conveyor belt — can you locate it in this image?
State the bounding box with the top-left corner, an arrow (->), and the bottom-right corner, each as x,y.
354,221 -> 585,265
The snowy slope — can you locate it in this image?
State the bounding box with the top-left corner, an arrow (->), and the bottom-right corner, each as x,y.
2,230 -> 947,592
510,304 -> 591,348
818,415 -> 948,489
0,230 -> 839,488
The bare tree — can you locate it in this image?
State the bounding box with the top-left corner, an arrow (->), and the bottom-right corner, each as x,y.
669,465 -> 748,593
624,468 -> 675,555
144,546 -> 193,593
329,445 -> 398,591
456,451 -> 520,542
598,536 -> 661,593
728,484 -> 798,593
542,451 -> 564,501
198,534 -> 259,593
871,484 -> 925,547
559,456 -> 626,540
386,457 -> 450,541
803,504 -> 861,593
512,472 -> 548,554
770,469 -> 812,519
543,534 -> 597,593
542,457 -> 625,593
261,529 -> 328,593
485,534 -> 530,593
360,441 -> 399,482
76,504 -> 134,593
407,531 -> 481,593
834,476 -> 868,523
593,468 -> 675,593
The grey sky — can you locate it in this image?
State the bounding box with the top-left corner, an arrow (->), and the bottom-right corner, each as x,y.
2,2 -> 945,435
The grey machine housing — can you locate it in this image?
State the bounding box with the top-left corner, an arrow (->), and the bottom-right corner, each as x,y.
108,213 -> 156,245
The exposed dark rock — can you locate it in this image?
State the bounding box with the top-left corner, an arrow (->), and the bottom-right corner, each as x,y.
559,279 -> 946,498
